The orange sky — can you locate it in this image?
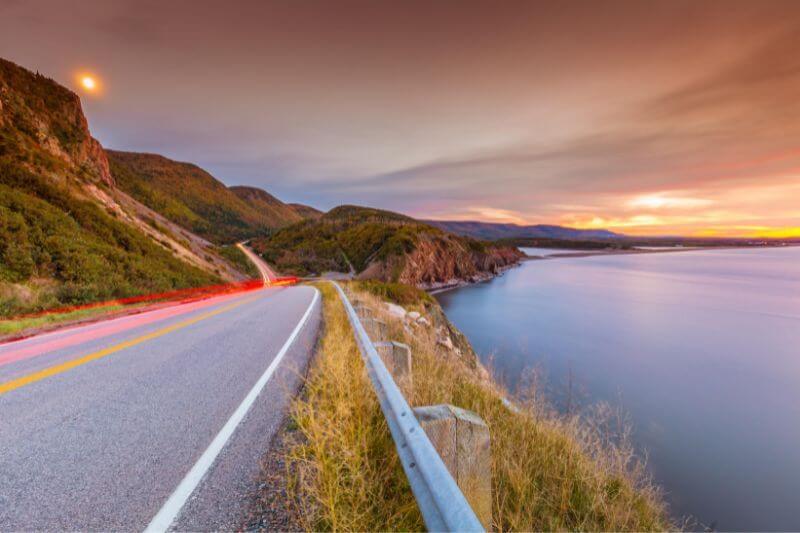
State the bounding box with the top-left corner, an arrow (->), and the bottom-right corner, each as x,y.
1,0 -> 798,237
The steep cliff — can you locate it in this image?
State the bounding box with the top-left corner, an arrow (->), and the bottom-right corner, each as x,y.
0,59 -> 112,187
0,58 -> 240,316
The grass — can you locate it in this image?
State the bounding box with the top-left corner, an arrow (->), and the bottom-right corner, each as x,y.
287,282 -> 424,530
351,280 -> 434,308
217,245 -> 260,279
287,281 -> 673,531
0,304 -> 125,336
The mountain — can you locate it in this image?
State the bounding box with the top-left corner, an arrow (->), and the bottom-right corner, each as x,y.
0,57 -> 246,317
250,205 -> 523,288
288,203 -> 323,219
425,220 -> 621,241
228,185 -> 304,228
107,151 -> 300,244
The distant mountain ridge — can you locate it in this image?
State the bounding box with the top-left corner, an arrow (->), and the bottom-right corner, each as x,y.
424,220 -> 622,241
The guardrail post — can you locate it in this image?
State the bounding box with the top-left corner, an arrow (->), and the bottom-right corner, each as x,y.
331,281 -> 484,531
362,318 -> 388,341
355,305 -> 374,319
375,341 -> 412,394
413,404 -> 492,530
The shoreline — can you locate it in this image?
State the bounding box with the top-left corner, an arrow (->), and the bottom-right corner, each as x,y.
523,243 -> 799,260
429,243 -> 799,296
427,261 -> 521,295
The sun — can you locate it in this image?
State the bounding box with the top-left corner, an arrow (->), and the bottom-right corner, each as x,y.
81,76 -> 96,91
74,71 -> 102,95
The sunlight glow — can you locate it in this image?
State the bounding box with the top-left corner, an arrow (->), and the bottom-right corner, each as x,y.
74,71 -> 102,95
628,194 -> 713,210
81,76 -> 96,90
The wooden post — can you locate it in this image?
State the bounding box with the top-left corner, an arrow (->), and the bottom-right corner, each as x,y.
375,341 -> 412,394
362,318 -> 387,341
413,404 -> 492,530
355,305 -> 374,319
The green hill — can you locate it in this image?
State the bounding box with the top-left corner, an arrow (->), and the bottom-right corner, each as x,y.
250,205 -> 523,287
108,151 -> 302,244
229,185 -> 303,228
0,58 -> 221,317
288,202 -> 323,219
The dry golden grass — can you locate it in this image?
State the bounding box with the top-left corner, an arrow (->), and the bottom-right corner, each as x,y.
288,281 -> 673,531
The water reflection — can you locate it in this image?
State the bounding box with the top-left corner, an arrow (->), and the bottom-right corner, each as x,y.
436,247 -> 800,531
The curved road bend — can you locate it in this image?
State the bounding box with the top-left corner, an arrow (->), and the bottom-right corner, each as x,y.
236,242 -> 276,283
0,284 -> 321,531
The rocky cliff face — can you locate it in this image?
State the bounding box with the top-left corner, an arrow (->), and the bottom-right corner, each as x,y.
0,57 -> 248,285
364,234 -> 524,289
254,205 -> 524,286
0,59 -> 112,186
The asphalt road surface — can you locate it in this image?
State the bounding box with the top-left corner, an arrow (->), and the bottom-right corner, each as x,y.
236,243 -> 276,283
0,284 -> 320,531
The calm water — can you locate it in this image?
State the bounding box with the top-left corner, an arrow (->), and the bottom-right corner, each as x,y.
436,247 -> 800,530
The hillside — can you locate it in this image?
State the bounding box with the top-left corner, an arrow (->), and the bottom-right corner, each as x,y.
250,205 -> 523,288
426,220 -> 621,241
288,203 -> 323,219
0,58 -> 240,317
229,185 -> 303,228
108,151 -> 301,244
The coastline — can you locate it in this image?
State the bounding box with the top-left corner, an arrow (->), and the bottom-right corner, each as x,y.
429,243 -> 799,295
426,261 -> 521,295
523,243 -> 798,261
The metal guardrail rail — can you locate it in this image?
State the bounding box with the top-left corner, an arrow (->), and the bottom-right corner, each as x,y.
331,281 -> 484,532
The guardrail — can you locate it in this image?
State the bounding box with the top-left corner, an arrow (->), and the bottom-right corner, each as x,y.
330,281 -> 484,532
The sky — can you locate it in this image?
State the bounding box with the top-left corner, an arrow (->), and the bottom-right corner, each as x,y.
1,0 -> 799,237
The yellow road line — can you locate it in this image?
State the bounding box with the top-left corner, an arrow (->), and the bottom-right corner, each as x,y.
0,293 -> 261,396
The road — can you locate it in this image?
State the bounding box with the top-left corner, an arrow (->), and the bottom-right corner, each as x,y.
0,283 -> 321,530
236,242 -> 276,283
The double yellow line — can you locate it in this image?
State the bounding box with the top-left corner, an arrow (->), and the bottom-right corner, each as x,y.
0,294 -> 259,396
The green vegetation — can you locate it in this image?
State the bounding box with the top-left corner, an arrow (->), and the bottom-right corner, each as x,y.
0,57 -> 220,318
288,203 -> 323,219
250,205 -> 425,275
217,245 -> 259,279
0,304 -> 126,337
108,151 -> 301,244
288,282 -> 671,531
0,59 -> 84,159
0,168 -> 219,317
250,205 -> 513,281
229,186 -> 303,228
352,280 -> 434,308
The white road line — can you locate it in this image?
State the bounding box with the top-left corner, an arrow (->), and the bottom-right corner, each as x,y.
144,287 -> 320,533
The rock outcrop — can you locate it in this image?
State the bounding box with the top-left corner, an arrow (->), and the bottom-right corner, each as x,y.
0,59 -> 112,186
394,236 -> 523,289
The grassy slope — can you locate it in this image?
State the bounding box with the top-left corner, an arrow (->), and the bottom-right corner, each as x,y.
288,282 -> 671,531
250,205 -> 512,280
108,150 -> 299,244
217,244 -> 259,279
229,185 -> 303,228
250,205 -> 422,275
288,203 -> 323,219
0,58 -> 219,317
